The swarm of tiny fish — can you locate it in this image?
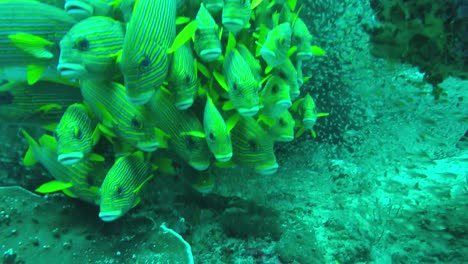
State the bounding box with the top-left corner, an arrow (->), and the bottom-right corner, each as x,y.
0,0 -> 328,221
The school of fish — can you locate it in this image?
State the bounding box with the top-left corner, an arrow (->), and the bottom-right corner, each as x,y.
0,0 -> 328,221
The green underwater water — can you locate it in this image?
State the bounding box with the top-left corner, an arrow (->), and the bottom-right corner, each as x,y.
1,0 -> 467,263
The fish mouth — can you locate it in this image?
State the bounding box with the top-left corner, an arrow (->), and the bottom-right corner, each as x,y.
296,51 -> 313,61
57,152 -> 84,165
276,99 -> 292,109
175,98 -> 194,110
303,118 -> 317,129
205,3 -> 223,12
199,48 -> 222,61
215,153 -> 233,162
222,18 -> 244,31
290,89 -> 300,100
238,106 -> 259,117
136,141 -> 159,152
64,1 -> 94,18
256,163 -> 279,175
190,161 -> 210,171
126,89 -> 155,105
99,210 -> 123,222
57,63 -> 87,78
260,48 -> 278,66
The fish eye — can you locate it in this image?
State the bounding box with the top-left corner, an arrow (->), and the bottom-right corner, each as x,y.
76,38 -> 89,51
131,115 -> 143,129
272,84 -> 279,94
247,140 -> 258,151
116,186 -> 123,196
185,76 -> 192,84
140,56 -> 151,68
231,83 -> 237,91
74,128 -> 83,139
278,118 -> 286,127
208,132 -> 215,141
186,136 -> 195,147
292,35 -> 300,43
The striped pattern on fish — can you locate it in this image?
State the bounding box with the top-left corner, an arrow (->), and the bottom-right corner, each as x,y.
120,0 -> 177,104
0,0 -> 75,66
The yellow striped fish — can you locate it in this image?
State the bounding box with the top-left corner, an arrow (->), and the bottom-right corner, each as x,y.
119,0 -> 177,105
194,3 -> 222,62
0,80 -> 82,125
260,22 -> 292,67
99,151 -> 153,222
80,80 -> 166,152
292,93 -> 329,138
222,0 -> 252,34
64,0 -> 114,21
21,129 -> 103,205
292,17 -> 314,61
223,37 -> 261,116
258,110 -> 295,142
147,88 -> 211,171
167,43 -> 198,110
55,103 -> 100,165
0,0 -> 76,84
259,75 -> 292,118
272,58 -> 300,99
203,95 -> 233,162
230,116 -> 278,175
57,16 -> 124,80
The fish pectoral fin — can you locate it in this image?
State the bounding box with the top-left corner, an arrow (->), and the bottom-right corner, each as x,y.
311,45 -> 326,56
91,126 -> 101,146
213,71 -> 229,92
62,188 -> 78,198
214,160 -> 235,169
35,180 -> 73,194
38,134 -> 57,152
89,153 -> 105,162
132,196 -> 141,208
40,122 -> 58,132
8,33 -> 54,59
226,113 -> 240,132
180,131 -> 206,138
98,123 -> 117,138
311,129 -> 317,138
34,103 -> 63,114
222,101 -> 234,111
27,64 -> 46,85
295,126 -> 305,138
